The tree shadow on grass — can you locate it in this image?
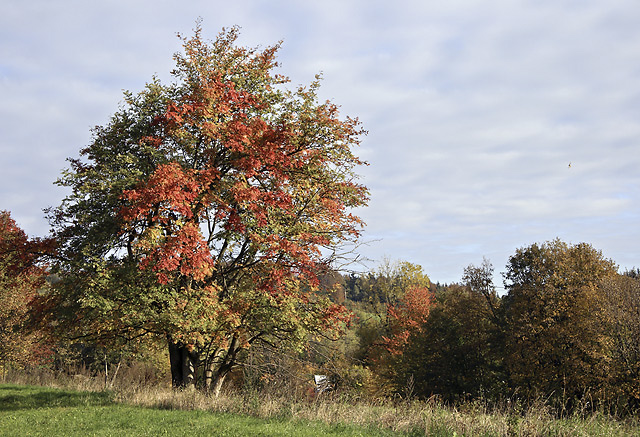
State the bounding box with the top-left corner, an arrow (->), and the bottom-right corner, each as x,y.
0,385 -> 114,411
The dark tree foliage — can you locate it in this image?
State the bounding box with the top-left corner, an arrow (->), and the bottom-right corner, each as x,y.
601,274 -> 640,411
396,283 -> 505,402
501,239 -> 617,408
623,267 -> 640,279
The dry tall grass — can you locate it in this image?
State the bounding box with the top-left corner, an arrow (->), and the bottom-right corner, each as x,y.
4,369 -> 637,437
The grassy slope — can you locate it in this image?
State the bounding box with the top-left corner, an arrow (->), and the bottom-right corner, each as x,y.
0,385 -> 397,437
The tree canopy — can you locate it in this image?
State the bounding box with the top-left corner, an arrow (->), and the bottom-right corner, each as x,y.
502,239 -> 617,405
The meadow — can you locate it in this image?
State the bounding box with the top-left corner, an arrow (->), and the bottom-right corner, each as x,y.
0,384 -> 396,437
1,374 -> 638,437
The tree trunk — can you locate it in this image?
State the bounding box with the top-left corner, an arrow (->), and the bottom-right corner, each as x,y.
109,356 -> 122,388
204,336 -> 238,396
168,337 -> 198,389
210,372 -> 228,397
204,355 -> 232,397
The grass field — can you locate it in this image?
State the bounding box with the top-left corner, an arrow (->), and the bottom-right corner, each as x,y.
0,385 -> 399,437
1,382 -> 639,436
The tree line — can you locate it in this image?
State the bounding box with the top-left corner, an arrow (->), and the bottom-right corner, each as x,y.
331,246 -> 640,414
5,206 -> 639,413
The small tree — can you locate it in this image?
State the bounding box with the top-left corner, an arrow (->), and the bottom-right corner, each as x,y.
381,285 -> 434,357
41,25 -> 368,394
352,261 -> 431,361
462,257 -> 500,323
0,211 -> 53,375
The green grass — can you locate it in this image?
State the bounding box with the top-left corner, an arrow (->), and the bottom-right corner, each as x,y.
0,385 -> 398,436
2,382 -> 639,436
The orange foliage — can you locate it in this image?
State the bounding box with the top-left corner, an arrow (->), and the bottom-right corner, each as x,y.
382,286 -> 434,356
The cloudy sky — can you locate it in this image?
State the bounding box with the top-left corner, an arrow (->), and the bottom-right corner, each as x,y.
2,0 -> 639,285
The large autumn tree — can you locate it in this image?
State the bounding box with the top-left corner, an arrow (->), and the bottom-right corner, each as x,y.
41,25 -> 368,394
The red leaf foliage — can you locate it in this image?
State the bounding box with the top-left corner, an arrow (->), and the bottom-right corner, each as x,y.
382,286 -> 434,356
0,211 -> 54,367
